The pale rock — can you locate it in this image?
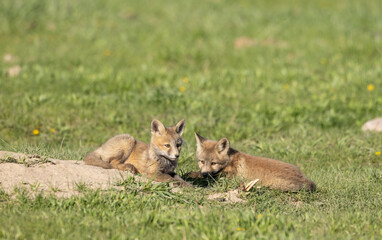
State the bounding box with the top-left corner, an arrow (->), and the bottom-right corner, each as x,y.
362,117 -> 382,132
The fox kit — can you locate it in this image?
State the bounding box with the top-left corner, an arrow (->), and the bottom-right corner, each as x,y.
84,119 -> 191,186
190,133 -> 316,192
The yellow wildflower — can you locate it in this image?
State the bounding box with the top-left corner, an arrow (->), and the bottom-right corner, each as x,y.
376,152 -> 381,156
258,214 -> 262,219
104,50 -> 111,57
367,84 -> 375,91
33,129 -> 40,135
50,128 -> 56,133
237,227 -> 245,231
283,84 -> 290,90
179,86 -> 186,92
182,77 -> 189,83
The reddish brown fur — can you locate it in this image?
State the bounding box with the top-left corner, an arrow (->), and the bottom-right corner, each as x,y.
84,119 -> 191,187
190,133 -> 316,191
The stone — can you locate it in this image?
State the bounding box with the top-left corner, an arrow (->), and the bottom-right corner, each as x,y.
362,117 -> 382,132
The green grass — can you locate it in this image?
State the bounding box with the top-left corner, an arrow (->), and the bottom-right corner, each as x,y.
1,0 -> 382,238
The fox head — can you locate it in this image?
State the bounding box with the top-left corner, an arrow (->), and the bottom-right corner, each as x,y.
150,119 -> 185,161
194,132 -> 232,177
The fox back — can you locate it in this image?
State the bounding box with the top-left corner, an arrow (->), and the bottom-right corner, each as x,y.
194,133 -> 316,192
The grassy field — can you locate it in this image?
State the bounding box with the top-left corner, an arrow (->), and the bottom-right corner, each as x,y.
1,0 -> 382,239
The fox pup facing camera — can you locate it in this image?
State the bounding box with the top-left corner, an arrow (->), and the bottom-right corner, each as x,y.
190,133 -> 316,192
84,119 -> 191,187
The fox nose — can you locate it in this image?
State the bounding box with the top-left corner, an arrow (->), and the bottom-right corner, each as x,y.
175,154 -> 179,159
202,172 -> 209,177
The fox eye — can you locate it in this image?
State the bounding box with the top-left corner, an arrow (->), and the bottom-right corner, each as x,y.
200,160 -> 205,164
164,144 -> 171,148
211,162 -> 217,166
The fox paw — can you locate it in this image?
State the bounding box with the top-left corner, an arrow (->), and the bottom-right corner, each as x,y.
187,171 -> 203,179
124,164 -> 139,174
172,181 -> 194,188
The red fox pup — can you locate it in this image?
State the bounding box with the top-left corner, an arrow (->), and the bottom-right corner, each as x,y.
84,119 -> 191,186
190,133 -> 316,192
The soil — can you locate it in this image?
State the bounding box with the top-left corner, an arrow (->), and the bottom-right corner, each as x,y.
207,190 -> 246,203
0,151 -> 143,198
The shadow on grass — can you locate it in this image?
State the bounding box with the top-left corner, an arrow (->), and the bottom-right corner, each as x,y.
181,171 -> 219,188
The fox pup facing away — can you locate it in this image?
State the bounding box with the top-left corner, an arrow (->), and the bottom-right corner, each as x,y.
189,133 -> 316,192
84,119 -> 191,186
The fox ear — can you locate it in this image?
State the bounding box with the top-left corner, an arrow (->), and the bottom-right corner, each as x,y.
216,138 -> 230,154
195,132 -> 206,151
151,119 -> 166,135
195,132 -> 206,144
175,119 -> 185,136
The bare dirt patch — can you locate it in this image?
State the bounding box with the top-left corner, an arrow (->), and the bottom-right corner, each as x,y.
206,179 -> 261,203
0,151 -> 144,198
234,37 -> 289,49
207,190 -> 246,203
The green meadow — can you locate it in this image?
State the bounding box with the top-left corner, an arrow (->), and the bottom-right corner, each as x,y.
1,0 -> 382,239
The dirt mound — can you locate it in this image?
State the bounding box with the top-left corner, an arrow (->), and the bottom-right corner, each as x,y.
0,151 -> 253,202
0,151 -> 142,198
